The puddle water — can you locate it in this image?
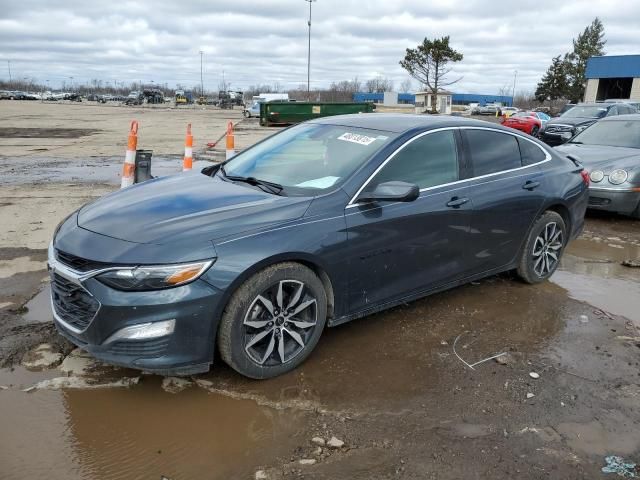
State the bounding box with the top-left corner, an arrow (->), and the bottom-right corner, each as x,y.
554,238 -> 640,325
0,371 -> 310,480
21,284 -> 53,324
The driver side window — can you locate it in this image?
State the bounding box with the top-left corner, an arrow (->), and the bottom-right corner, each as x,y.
369,130 -> 459,190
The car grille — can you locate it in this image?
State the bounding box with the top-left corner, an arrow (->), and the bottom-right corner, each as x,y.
50,273 -> 100,331
107,337 -> 170,358
55,249 -> 116,272
545,125 -> 573,134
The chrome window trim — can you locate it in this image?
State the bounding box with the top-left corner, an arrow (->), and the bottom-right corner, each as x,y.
346,125 -> 552,208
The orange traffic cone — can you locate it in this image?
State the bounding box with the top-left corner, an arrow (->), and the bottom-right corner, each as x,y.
226,121 -> 235,160
121,120 -> 138,188
183,123 -> 193,171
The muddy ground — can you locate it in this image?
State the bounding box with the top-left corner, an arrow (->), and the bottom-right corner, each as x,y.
1,102 -> 640,480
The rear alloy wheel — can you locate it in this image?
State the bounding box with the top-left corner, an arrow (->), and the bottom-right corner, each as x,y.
517,211 -> 566,284
218,262 -> 327,379
530,125 -> 540,137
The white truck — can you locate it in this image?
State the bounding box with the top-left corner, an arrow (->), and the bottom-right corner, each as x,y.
243,93 -> 290,118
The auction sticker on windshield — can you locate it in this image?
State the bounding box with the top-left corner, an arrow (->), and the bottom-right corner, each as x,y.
337,132 -> 377,146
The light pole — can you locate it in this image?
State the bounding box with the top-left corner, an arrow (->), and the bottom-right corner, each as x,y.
7,60 -> 11,85
305,0 -> 316,101
199,50 -> 204,97
512,70 -> 517,106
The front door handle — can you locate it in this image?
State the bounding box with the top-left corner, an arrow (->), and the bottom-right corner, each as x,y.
522,180 -> 541,191
446,196 -> 469,208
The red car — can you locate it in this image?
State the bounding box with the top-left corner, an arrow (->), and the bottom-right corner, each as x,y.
501,111 -> 549,137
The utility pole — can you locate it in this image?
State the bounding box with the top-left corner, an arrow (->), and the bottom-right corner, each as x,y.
305,0 -> 316,101
199,50 -> 204,97
512,70 -> 517,106
7,60 -> 11,85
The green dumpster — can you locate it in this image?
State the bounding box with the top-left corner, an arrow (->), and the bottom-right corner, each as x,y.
259,102 -> 376,126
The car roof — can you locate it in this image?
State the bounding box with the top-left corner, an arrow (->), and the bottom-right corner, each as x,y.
577,102 -> 617,107
308,113 -> 501,133
599,113 -> 640,122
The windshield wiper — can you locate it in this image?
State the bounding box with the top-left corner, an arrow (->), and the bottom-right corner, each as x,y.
220,168 -> 284,196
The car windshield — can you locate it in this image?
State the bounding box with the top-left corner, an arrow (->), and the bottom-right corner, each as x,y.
561,105 -> 608,118
569,120 -> 640,148
222,123 -> 397,195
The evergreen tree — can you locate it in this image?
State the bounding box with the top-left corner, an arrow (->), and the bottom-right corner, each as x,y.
565,18 -> 606,102
535,56 -> 568,102
400,36 -> 463,113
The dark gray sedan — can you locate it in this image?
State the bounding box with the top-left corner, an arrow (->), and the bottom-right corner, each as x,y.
49,114 -> 589,379
556,114 -> 640,218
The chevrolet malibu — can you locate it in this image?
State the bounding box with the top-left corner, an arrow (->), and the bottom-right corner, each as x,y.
49,114 -> 589,379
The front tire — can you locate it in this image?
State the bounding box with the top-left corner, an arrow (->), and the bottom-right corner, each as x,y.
218,262 -> 327,379
530,125 -> 540,137
517,211 -> 566,284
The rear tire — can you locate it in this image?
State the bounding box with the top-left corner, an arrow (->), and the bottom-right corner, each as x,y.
218,262 -> 327,379
517,211 -> 566,284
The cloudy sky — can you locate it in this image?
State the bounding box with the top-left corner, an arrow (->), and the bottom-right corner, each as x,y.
1,0 -> 639,94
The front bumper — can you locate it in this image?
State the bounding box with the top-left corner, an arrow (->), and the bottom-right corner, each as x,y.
48,246 -> 223,376
540,131 -> 571,146
587,187 -> 640,216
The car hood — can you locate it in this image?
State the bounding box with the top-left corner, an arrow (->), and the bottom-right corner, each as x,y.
78,173 -> 312,245
547,116 -> 598,128
555,144 -> 640,171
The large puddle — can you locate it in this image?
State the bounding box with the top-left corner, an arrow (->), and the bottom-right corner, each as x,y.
554,237 -> 640,325
0,368 -> 309,480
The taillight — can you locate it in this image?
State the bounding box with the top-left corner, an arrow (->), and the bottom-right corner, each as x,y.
580,170 -> 590,186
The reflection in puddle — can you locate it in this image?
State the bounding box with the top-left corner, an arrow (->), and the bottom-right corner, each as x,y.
555,238 -> 640,325
0,376 -> 309,480
21,284 -> 53,325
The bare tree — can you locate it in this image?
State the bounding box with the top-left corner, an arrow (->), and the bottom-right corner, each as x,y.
365,76 -> 394,93
399,79 -> 413,93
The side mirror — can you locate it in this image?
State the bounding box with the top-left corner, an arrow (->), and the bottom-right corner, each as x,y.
356,181 -> 420,204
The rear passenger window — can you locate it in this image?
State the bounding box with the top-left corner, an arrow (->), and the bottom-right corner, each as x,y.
464,130 -> 521,176
518,138 -> 547,166
371,130 -> 458,189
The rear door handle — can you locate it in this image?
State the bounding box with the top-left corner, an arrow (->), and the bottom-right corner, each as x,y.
446,196 -> 469,208
522,180 -> 541,191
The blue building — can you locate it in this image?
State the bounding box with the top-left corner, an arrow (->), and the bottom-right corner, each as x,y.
353,92 -> 415,104
584,54 -> 640,102
450,93 -> 512,107
352,92 -> 513,107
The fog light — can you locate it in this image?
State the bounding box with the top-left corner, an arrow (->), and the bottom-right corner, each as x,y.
104,319 -> 175,344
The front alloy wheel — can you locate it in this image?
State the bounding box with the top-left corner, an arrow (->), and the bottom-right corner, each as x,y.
218,262 -> 327,379
243,280 -> 318,366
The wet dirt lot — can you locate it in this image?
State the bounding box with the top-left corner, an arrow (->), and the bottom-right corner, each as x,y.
1,103 -> 640,480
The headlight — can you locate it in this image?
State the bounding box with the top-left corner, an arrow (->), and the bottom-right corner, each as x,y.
96,260 -> 214,291
608,169 -> 628,185
590,170 -> 604,182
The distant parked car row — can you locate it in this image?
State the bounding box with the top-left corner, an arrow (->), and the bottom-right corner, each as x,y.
494,99 -> 639,219
540,101 -> 638,146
